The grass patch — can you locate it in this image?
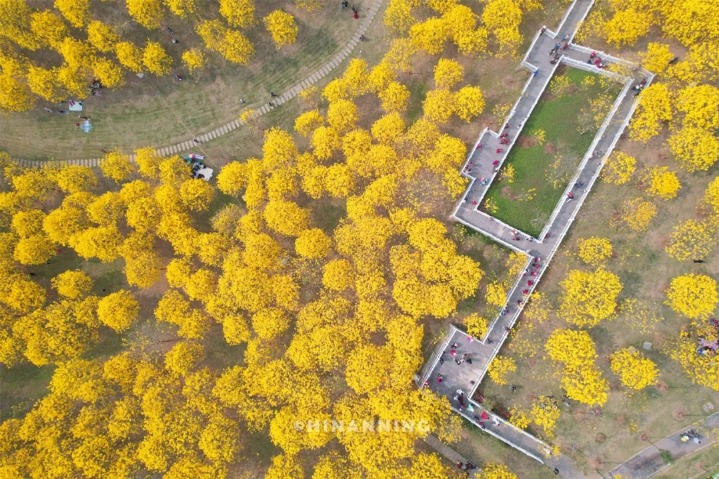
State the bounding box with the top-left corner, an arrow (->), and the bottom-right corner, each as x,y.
482,67 -> 622,236
0,363 -> 53,421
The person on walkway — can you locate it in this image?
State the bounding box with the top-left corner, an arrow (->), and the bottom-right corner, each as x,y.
549,42 -> 561,55
562,33 -> 570,42
436,374 -> 443,384
353,7 -> 359,19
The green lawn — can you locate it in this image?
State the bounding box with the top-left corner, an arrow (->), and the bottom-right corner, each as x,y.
481,67 -> 622,236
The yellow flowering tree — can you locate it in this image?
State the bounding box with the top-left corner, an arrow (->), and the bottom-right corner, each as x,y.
545,329 -> 608,406
703,177 -> 719,217
670,338 -> 719,391
488,356 -> 516,385
630,84 -> 672,142
97,290 -> 140,332
295,228 -> 331,259
422,89 -> 454,124
641,42 -> 675,72
142,41 -> 173,76
621,198 -> 657,232
577,237 -> 613,266
464,313 -> 488,338
126,0 -> 165,29
610,348 -> 659,390
181,49 -> 206,73
559,268 -> 622,327
644,166 -> 681,200
528,396 -> 560,439
665,219 -> 715,262
676,85 -> 719,130
482,0 -> 523,56
481,463 -> 518,479
263,10 -> 298,48
433,58 -> 463,89
379,81 -> 411,113
603,8 -> 652,46
666,274 -> 718,319
453,86 -> 485,122
52,270 -> 93,299
485,282 -> 507,307
602,151 -> 636,185
668,127 -> 719,172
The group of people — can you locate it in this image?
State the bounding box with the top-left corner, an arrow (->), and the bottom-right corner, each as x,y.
473,410 -> 501,429
341,1 -> 359,18
587,51 -> 607,69
548,34 -> 570,64
696,317 -> 719,356
184,154 -> 208,179
88,79 -> 103,96
455,461 -> 477,472
633,78 -> 647,96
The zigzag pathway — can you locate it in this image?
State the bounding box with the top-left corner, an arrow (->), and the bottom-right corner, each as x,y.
421,0 -> 652,476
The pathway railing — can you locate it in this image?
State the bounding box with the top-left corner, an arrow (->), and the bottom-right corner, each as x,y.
538,74 -> 632,240
455,405 -> 547,463
418,324 -> 459,388
452,215 -> 530,255
460,57 -> 563,212
561,56 -> 627,81
555,0 -> 595,41
483,254 -> 534,342
424,0 -> 653,469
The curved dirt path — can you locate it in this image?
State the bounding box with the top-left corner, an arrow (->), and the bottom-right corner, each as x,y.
12,0 -> 383,168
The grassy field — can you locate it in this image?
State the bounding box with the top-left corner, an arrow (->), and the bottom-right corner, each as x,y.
481,67 -> 622,236
0,2 -> 360,161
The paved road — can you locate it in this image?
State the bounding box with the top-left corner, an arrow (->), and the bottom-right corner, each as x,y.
610,413 -> 719,479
